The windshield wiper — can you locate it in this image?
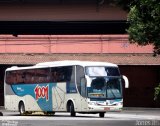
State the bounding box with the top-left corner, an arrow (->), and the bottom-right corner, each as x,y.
107,85 -> 116,99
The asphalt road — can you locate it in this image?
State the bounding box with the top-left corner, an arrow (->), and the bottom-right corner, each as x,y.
0,109 -> 160,126
0,120 -> 138,126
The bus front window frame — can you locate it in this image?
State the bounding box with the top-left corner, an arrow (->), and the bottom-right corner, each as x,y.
85,66 -> 122,100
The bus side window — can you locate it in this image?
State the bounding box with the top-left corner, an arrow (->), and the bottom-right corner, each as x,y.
6,70 -> 25,85
36,68 -> 50,83
16,70 -> 25,84
51,66 -> 77,93
6,71 -> 16,85
24,69 -> 36,84
6,72 -> 11,84
51,68 -> 57,82
51,66 -> 74,83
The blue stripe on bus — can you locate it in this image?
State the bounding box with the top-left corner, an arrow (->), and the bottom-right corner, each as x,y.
11,83 -> 57,111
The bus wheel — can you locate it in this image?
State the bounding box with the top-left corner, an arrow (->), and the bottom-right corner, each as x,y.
0,111 -> 3,116
19,102 -> 25,115
99,112 -> 105,118
70,102 -> 76,117
46,112 -> 55,115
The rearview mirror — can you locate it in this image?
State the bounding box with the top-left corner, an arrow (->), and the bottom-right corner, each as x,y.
122,75 -> 129,88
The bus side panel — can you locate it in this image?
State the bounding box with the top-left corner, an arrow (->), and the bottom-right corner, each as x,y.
25,95 -> 42,111
52,82 -> 66,111
65,94 -> 82,112
5,95 -> 41,112
5,82 -> 19,111
51,82 -> 86,112
8,83 -> 57,112
5,95 -> 19,111
80,97 -> 88,112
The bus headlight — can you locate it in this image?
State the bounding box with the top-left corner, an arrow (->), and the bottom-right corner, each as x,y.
117,102 -> 123,106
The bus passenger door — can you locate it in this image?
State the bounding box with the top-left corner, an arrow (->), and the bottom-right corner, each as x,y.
80,78 -> 88,111
76,65 -> 88,112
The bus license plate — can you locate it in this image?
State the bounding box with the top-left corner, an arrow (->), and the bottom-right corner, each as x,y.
104,107 -> 110,111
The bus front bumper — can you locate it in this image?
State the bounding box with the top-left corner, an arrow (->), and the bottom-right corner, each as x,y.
88,104 -> 123,112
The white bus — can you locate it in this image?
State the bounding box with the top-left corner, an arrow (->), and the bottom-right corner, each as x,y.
4,60 -> 129,117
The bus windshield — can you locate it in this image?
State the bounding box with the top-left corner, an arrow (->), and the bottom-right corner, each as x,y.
86,66 -> 120,77
87,77 -> 122,99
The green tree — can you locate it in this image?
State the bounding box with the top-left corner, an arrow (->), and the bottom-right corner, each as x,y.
127,0 -> 160,55
154,83 -> 160,101
122,0 -> 160,101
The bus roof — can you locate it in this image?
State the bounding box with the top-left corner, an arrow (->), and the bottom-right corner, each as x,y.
6,60 -> 118,71
36,60 -> 117,67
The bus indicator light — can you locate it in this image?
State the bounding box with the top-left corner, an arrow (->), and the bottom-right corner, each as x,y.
34,85 -> 49,101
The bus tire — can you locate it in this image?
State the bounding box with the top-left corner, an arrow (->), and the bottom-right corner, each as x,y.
19,102 -> 25,115
70,102 -> 76,117
0,111 -> 3,116
46,112 -> 55,115
99,112 -> 105,118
